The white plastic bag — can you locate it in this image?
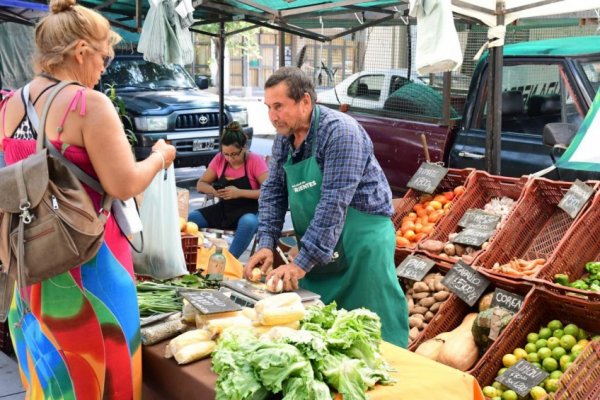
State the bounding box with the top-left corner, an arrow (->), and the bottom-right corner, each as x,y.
133,166 -> 187,279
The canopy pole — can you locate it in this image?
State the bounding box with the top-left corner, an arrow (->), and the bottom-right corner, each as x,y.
219,20 -> 225,137
279,32 -> 286,67
486,0 -> 504,175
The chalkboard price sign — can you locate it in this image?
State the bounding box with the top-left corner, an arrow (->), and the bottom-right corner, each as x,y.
458,209 -> 501,230
451,227 -> 495,247
406,163 -> 448,194
491,288 -> 524,314
442,260 -> 490,306
558,179 -> 594,219
396,255 -> 435,281
182,290 -> 241,315
495,360 -> 549,397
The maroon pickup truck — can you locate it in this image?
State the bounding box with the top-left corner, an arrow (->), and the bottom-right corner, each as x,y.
318,36 -> 600,194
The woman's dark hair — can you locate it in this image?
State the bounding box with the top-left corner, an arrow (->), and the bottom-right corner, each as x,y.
221,121 -> 247,149
265,67 -> 316,105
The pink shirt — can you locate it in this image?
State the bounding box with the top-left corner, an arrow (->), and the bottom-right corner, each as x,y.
208,151 -> 268,190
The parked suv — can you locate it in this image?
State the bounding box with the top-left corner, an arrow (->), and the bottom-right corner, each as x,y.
98,53 -> 252,167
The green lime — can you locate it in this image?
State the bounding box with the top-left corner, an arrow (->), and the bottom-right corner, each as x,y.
513,347 -> 528,360
578,339 -> 590,348
492,397 -> 501,400
577,328 -> 588,341
525,342 -> 538,354
547,319 -> 563,331
559,354 -> 571,369
531,362 -> 542,369
537,347 -> 552,360
551,346 -> 567,360
483,386 -> 498,397
542,357 -> 558,372
553,329 -> 565,339
545,378 -> 559,393
539,327 -> 553,339
570,343 -> 585,358
501,389 -> 518,400
535,338 -> 548,350
550,370 -> 563,380
530,386 -> 548,400
498,367 -> 508,376
502,353 -> 518,368
527,332 -> 540,343
560,334 -> 577,351
492,381 -> 505,391
562,361 -> 573,372
527,352 -> 540,363
546,337 -> 560,350
563,323 -> 579,338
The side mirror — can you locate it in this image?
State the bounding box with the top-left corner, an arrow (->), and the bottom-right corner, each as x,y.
543,122 -> 578,147
195,75 -> 209,90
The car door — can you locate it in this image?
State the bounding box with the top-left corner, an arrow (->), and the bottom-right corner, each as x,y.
449,60 -> 584,179
348,73 -> 386,110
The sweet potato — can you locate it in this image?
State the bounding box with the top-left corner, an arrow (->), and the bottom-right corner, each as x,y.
419,240 -> 445,253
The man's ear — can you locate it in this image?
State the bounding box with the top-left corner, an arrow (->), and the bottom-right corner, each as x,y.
73,40 -> 87,65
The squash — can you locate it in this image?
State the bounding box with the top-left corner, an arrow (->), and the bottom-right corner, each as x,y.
478,292 -> 494,312
415,332 -> 453,360
436,313 -> 479,371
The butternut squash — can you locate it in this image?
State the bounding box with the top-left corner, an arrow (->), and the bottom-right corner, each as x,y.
436,313 -> 479,371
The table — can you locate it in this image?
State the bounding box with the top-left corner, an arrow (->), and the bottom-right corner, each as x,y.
142,340 -> 485,400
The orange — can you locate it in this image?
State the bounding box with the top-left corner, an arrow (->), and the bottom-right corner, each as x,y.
443,191 -> 455,201
421,224 -> 434,234
184,221 -> 199,235
408,212 -> 418,220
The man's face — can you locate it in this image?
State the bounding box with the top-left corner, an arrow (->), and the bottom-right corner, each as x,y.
264,82 -> 311,137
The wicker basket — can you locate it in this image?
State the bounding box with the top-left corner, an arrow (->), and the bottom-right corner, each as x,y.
416,171 -> 527,265
536,190 -> 600,302
474,178 -> 597,285
550,339 -> 600,400
473,287 -> 600,397
392,168 -> 474,252
181,234 -> 199,273
0,320 -> 12,355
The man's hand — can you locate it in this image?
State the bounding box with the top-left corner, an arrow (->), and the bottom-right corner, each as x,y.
266,263 -> 306,292
244,248 -> 274,280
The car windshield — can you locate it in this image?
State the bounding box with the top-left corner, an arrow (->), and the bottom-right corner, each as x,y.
102,59 -> 196,90
579,60 -> 600,94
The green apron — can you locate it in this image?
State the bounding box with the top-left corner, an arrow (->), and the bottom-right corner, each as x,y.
283,106 -> 409,348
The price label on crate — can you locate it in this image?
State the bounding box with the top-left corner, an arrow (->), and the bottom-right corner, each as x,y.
495,360 -> 549,398
491,288 -> 524,314
182,290 -> 241,315
451,227 -> 495,247
406,163 -> 448,194
558,179 -> 594,219
396,255 -> 435,281
458,209 -> 501,230
442,260 -> 490,306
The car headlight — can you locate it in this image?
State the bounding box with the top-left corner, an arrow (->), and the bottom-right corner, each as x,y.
134,116 -> 169,131
229,110 -> 248,126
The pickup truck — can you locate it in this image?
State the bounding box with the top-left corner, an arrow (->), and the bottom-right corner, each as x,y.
318,36 -> 600,193
98,53 -> 252,167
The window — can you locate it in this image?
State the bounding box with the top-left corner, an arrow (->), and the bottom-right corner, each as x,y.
347,74 -> 383,100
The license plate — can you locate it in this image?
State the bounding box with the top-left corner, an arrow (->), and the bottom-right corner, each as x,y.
193,139 -> 214,151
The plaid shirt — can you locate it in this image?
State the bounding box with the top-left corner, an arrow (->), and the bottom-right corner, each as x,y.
257,105 -> 393,272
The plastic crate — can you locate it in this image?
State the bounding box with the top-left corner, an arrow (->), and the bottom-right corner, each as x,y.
416,171 -> 527,266
181,234 -> 199,273
409,269 -> 534,359
0,320 -> 12,355
550,339 -> 600,400
474,178 -> 597,285
536,190 -> 600,302
392,168 -> 474,252
473,287 -> 600,396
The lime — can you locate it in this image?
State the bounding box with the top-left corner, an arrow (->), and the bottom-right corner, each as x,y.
535,338 -> 548,350
545,378 -> 559,393
563,323 -> 579,338
492,397 -> 502,400
559,354 -> 571,369
501,390 -> 518,400
530,386 -> 548,400
513,347 -> 528,360
592,334 -> 600,341
527,352 -> 540,363
550,370 -> 563,380
553,329 -> 565,339
551,346 -> 567,360
570,352 -> 578,362
531,362 -> 542,369
560,334 -> 577,351
483,386 -> 498,397
570,343 -> 585,358
498,367 -> 508,376
527,332 -> 540,343
492,381 -> 505,391
502,353 -> 518,368
562,361 -> 573,372
542,357 -> 558,372
547,319 -> 563,331
525,342 -> 538,354
537,347 -> 552,360
539,327 -> 553,340
577,328 -> 588,341
546,337 -> 560,350
578,339 -> 590,348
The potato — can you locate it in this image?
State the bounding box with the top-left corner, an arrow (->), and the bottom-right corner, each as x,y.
433,291 -> 450,301
443,243 -> 456,256
412,282 -> 429,293
434,280 -> 447,292
430,302 -> 442,313
411,306 -> 429,315
454,244 -> 465,257
409,327 -> 420,341
424,311 -> 434,322
409,316 -> 423,329
412,292 -> 430,300
419,297 -> 436,308
419,240 -> 445,254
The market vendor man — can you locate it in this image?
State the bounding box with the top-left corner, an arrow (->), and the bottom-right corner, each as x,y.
244,67 -> 409,347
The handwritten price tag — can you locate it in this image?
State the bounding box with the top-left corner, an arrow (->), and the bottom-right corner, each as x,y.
558,179 -> 594,219
451,227 -> 494,247
406,163 -> 448,194
182,290 -> 241,315
396,255 -> 435,281
442,260 -> 490,306
458,209 -> 501,230
495,360 -> 549,397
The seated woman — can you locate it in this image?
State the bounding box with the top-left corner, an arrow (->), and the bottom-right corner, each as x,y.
189,121 -> 268,258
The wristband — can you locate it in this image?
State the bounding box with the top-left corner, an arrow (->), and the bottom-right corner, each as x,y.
151,150 -> 165,170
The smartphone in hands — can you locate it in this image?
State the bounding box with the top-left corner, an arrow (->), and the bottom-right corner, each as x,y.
212,182 -> 226,190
